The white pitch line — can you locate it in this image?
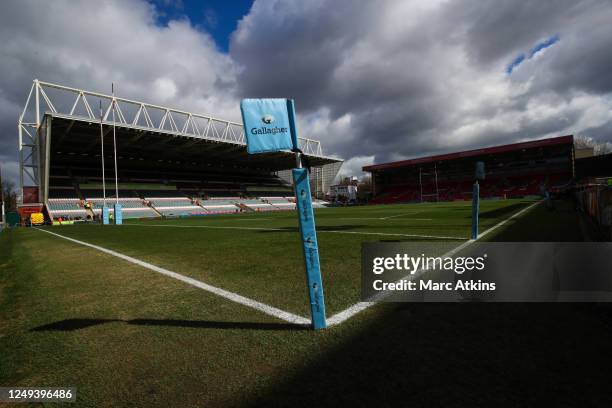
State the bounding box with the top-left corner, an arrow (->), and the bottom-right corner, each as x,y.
338,217 -> 433,221
381,212 -> 422,220
326,200 -> 542,327
121,223 -> 466,240
326,302 -> 377,326
34,228 -> 310,326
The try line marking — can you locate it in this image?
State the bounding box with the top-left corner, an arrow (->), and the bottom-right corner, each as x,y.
326,200 -> 542,326
122,224 -> 465,241
34,227 -> 310,327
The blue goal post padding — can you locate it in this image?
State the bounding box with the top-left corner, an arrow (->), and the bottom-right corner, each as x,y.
240,98 -> 299,154
114,203 -> 123,225
102,206 -> 110,225
293,167 -> 327,329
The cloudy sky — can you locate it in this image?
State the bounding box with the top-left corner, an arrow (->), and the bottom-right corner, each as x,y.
1,0 -> 612,185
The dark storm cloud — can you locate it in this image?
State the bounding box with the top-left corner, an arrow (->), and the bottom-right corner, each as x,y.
232,0 -> 612,166
1,0 -> 611,186
230,0 -> 373,112
451,0 -> 585,66
231,1 -> 463,161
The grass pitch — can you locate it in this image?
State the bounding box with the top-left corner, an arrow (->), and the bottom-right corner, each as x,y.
3,198 -> 610,407
31,199 -> 531,317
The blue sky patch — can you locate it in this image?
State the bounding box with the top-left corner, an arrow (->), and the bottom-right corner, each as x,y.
528,34 -> 561,58
149,0 -> 254,52
507,34 -> 560,74
506,53 -> 526,74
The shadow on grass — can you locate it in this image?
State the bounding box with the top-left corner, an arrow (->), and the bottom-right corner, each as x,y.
240,199 -> 603,407
475,202 -> 528,219
241,303 -> 612,407
485,199 -> 583,242
31,318 -> 307,332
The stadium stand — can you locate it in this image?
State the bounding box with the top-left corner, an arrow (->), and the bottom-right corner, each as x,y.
17,80 -> 342,223
47,198 -> 86,220
576,152 -> 612,180
137,189 -> 185,198
87,198 -> 160,220
365,136 -> 575,204
238,199 -> 277,212
83,189 -> 140,198
262,196 -> 297,211
42,160 -> 317,218
146,197 -> 206,217
199,198 -> 240,214
48,188 -> 80,199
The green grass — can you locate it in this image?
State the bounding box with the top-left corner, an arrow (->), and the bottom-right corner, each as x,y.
32,199 -> 533,317
3,198 -> 611,407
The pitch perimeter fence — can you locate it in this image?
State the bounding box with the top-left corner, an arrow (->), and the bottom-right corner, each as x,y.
575,177 -> 612,239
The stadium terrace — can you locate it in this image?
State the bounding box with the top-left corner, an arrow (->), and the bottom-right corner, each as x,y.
364,136 -> 575,204
16,80 -> 342,222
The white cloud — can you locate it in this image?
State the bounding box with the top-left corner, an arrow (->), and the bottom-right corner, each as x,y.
1,0 -> 612,187
337,155 -> 375,180
152,78 -> 178,102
